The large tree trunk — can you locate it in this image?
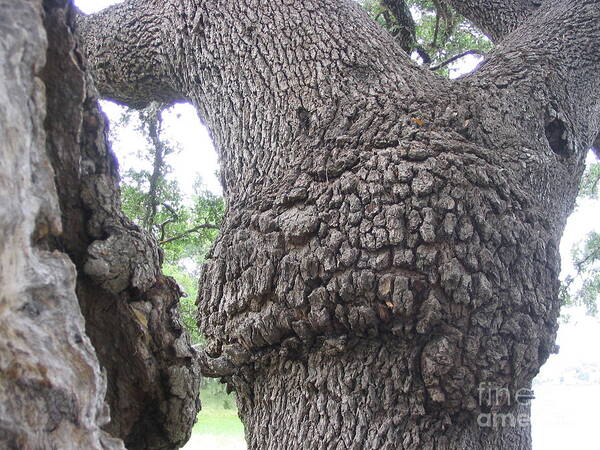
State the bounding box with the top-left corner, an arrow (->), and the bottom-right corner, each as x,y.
76,0 -> 600,448
1,1 -> 200,449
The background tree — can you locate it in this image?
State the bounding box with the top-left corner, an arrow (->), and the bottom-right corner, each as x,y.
561,157 -> 600,315
108,102 -> 225,344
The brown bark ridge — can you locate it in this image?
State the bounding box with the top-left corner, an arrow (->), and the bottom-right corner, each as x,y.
76,0 -> 600,448
1,0 -> 201,449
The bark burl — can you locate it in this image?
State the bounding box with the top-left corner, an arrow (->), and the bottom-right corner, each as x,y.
77,0 -> 600,448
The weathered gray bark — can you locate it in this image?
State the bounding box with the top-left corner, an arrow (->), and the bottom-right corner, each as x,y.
0,1 -> 120,448
1,0 -> 200,449
441,0 -> 542,42
76,0 -> 600,448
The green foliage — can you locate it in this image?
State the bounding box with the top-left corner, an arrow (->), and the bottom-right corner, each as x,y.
560,159 -> 600,316
410,1 -> 491,65
121,168 -> 223,265
579,161 -> 600,199
106,101 -> 224,346
163,263 -> 204,345
192,378 -> 244,438
359,0 -> 492,74
117,105 -> 224,267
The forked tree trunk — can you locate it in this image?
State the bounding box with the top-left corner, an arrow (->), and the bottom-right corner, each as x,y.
75,0 -> 600,448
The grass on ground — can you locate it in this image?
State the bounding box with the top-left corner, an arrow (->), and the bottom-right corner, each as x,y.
193,380 -> 245,437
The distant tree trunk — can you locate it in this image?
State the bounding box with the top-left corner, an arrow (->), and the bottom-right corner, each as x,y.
75,0 -> 598,448
1,1 -> 200,449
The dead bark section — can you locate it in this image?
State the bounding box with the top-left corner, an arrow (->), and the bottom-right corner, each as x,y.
76,0 -> 600,448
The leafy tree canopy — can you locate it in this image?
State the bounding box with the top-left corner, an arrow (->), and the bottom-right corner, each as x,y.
360,0 -> 492,75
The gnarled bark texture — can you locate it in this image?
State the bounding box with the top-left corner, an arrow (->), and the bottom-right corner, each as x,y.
76,0 -> 600,448
0,1 -> 120,448
1,0 -> 200,449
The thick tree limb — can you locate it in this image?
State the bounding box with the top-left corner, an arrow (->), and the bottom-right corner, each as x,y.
469,0 -> 600,156
74,1 -> 183,108
441,0 -> 542,42
429,49 -> 486,71
381,0 -> 416,53
75,0 -> 428,122
160,223 -> 219,245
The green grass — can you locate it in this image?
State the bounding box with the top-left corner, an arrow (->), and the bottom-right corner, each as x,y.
193,407 -> 245,436
193,382 -> 245,437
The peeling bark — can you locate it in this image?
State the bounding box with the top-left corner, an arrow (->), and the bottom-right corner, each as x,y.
74,0 -> 600,448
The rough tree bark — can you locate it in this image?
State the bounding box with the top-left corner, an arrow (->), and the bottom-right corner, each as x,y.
0,2 -> 121,447
1,1 -> 200,449
442,0 -> 542,42
76,0 -> 599,448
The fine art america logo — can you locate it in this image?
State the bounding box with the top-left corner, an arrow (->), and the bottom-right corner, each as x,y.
477,385 -> 535,428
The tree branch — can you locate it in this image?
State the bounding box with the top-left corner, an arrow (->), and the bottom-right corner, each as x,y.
161,202 -> 179,219
429,49 -> 486,71
414,46 -> 432,65
157,203 -> 179,241
74,1 -> 184,108
142,103 -> 166,229
574,244 -> 600,274
160,223 -> 219,245
471,0 -> 600,155
441,0 -> 542,42
381,0 -> 416,54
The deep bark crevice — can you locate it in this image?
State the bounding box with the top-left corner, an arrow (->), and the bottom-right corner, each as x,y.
545,117 -> 570,158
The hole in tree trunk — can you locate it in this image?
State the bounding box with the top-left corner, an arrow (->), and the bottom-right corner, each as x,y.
296,107 -> 311,135
545,117 -> 570,157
